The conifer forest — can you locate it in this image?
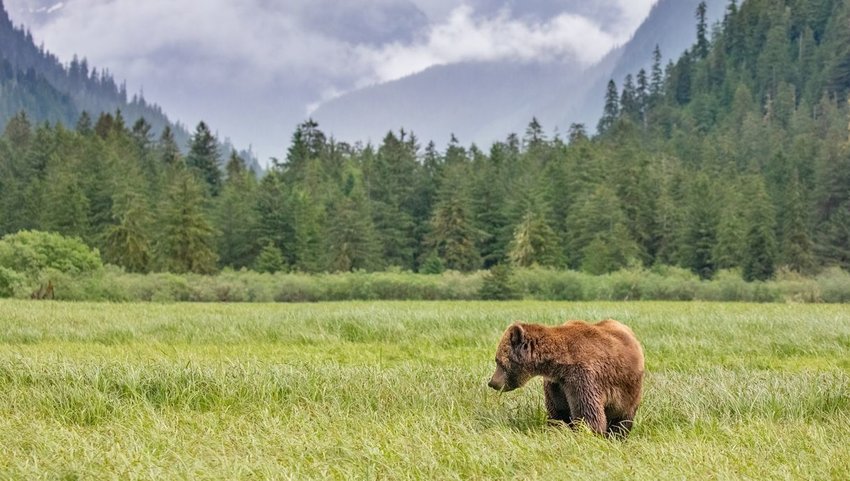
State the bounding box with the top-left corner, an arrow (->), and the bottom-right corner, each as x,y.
2,0 -> 850,283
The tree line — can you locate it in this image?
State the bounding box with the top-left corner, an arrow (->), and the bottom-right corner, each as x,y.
1,0 -> 850,280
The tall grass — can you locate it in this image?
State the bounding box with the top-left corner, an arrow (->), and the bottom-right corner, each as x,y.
0,301 -> 848,479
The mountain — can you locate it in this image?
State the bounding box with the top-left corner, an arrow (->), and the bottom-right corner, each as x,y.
3,0 -> 432,164
572,0 -> 729,128
312,0 -> 727,145
0,0 -> 260,171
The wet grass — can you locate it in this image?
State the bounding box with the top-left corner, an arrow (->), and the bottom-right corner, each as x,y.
0,300 -> 848,479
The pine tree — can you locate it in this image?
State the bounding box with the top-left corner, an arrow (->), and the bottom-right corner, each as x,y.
680,174 -> 718,279
779,171 -> 815,272
696,1 -> 710,59
186,121 -> 222,196
158,126 -> 182,168
597,80 -> 620,135
254,241 -> 286,274
368,131 -> 419,269
712,186 -> 746,270
566,185 -> 639,274
214,152 -> 259,269
742,177 -> 778,281
817,199 -> 850,269
291,188 -> 324,273
425,164 -> 480,272
155,169 -> 218,274
285,119 -> 326,184
479,264 -> 519,300
508,210 -> 560,268
471,143 -> 510,267
524,117 -> 546,149
650,45 -> 664,100
636,69 -> 649,125
76,111 -> 93,136
41,166 -> 89,239
326,170 -> 380,272
254,170 -> 293,266
103,191 -> 153,273
620,74 -> 640,122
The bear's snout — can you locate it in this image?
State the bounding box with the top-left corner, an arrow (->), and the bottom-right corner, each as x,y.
488,378 -> 501,390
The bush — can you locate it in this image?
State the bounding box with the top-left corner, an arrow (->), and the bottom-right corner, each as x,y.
817,267 -> 850,303
0,231 -> 102,276
479,265 -> 520,300
512,267 -> 586,301
0,267 -> 25,298
2,261 -> 847,303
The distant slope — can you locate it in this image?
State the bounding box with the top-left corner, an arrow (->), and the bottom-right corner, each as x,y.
313,0 -> 728,145
572,0 -> 728,130
0,0 -> 260,171
313,60 -> 587,146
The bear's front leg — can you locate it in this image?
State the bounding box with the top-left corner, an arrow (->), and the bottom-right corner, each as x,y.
543,380 -> 571,425
564,383 -> 607,435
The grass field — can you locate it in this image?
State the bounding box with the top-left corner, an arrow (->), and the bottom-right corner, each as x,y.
0,300 -> 848,480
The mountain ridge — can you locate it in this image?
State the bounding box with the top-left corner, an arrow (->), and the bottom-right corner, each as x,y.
313,0 -> 727,145
0,0 -> 260,171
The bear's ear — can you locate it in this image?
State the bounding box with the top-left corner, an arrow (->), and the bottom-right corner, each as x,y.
508,323 -> 525,348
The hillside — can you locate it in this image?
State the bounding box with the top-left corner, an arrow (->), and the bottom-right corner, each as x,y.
312,0 -> 727,145
0,0 -> 259,171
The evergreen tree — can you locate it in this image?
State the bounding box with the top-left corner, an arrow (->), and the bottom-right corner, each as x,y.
508,210 -> 560,268
817,199 -> 850,269
254,170 -> 293,265
636,69 -> 649,125
471,143 -> 510,267
41,165 -> 89,239
155,169 -> 218,274
158,126 -> 182,168
566,185 -> 639,274
696,1 -> 710,59
524,117 -> 546,149
650,45 -> 664,100
425,164 -> 480,272
254,241 -> 286,274
368,131 -> 419,269
76,111 -> 93,135
620,74 -> 640,122
598,80 -> 620,134
214,152 -> 259,269
778,170 -> 815,272
290,188 -> 324,273
680,174 -> 718,279
103,191 -> 153,273
186,121 -> 222,196
285,119 -> 326,184
742,177 -> 778,281
326,170 -> 380,272
712,185 -> 747,270
479,264 -> 519,300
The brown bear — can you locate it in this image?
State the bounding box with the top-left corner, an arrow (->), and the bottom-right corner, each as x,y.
488,319 -> 644,437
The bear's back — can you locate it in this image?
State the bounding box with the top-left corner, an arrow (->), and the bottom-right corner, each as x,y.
558,320 -> 644,371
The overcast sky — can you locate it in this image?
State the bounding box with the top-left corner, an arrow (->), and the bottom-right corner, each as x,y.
5,0 -> 656,162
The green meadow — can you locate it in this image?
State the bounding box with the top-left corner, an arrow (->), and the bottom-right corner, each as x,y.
0,300 -> 848,480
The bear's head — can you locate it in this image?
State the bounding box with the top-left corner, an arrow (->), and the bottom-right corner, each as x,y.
488,323 -> 534,392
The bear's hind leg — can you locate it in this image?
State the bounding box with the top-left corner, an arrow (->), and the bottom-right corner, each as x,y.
543,381 -> 571,425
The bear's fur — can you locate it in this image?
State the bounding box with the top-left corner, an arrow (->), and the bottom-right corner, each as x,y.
488,319 -> 644,437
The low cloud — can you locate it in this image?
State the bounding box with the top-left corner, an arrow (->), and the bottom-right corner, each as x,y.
356,5 -> 625,86
4,0 -> 655,159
